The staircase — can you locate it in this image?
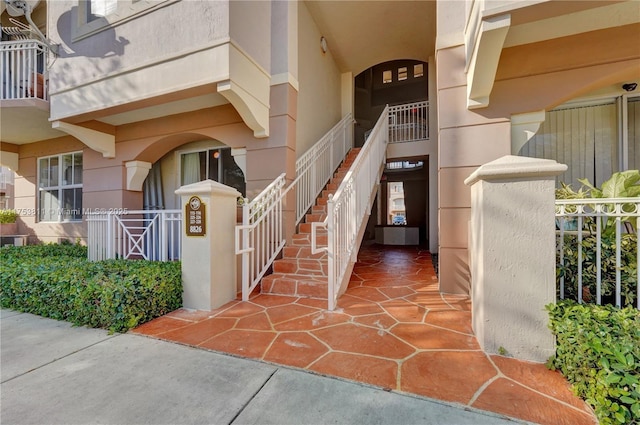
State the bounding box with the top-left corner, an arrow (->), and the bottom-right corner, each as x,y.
260,148 -> 361,299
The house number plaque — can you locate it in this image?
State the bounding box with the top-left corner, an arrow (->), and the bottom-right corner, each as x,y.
185,196 -> 206,237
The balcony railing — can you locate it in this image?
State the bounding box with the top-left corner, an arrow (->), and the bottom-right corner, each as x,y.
556,198 -> 639,309
388,101 -> 429,143
1,40 -> 48,101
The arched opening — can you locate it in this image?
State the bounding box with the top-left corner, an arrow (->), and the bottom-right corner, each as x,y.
143,139 -> 246,211
355,59 -> 430,247
354,59 -> 428,147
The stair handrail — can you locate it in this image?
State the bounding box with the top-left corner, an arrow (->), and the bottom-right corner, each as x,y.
235,113 -> 354,301
312,106 -> 389,310
293,113 -> 354,223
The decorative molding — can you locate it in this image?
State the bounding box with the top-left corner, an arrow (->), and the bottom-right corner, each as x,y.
51,121 -> 116,158
217,80 -> 269,138
0,151 -> 19,172
125,161 -> 152,192
511,110 -> 546,154
231,148 -> 247,178
270,72 -> 299,91
466,14 -> 511,109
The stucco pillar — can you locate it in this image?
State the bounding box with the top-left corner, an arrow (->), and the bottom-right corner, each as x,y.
175,180 -> 240,310
464,155 -> 567,363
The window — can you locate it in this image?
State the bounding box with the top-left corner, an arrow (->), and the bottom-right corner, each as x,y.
180,148 -> 245,196
87,0 -> 117,21
520,95 -> 640,188
398,67 -> 408,81
38,152 -> 83,222
383,70 -> 392,84
414,64 -> 424,78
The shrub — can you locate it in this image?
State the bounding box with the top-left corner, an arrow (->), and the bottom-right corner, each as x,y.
0,209 -> 18,224
558,232 -> 638,307
556,170 -> 640,308
0,244 -> 182,333
547,301 -> 640,425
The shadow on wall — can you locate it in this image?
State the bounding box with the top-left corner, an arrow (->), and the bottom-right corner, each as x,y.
56,8 -> 130,59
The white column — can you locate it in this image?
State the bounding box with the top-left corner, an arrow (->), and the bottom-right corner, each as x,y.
464,155 -> 567,362
175,180 -> 241,310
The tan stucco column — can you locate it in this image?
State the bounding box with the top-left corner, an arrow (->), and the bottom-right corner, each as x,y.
465,155 -> 567,362
175,180 -> 240,310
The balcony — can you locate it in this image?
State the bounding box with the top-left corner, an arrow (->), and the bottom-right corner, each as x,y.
0,39 -> 58,145
1,39 -> 48,101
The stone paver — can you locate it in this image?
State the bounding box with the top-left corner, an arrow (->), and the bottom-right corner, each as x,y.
133,244 -> 597,425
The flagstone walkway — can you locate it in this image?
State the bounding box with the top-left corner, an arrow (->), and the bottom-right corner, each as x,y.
133,244 -> 596,425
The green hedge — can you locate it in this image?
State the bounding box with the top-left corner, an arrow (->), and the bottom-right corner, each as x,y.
0,209 -> 18,224
547,301 -> 640,424
0,244 -> 182,333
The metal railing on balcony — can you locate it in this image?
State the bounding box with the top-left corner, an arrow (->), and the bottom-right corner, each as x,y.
0,40 -> 48,101
556,198 -> 639,309
388,101 -> 429,143
87,210 -> 182,261
312,106 -> 389,310
235,114 -> 354,300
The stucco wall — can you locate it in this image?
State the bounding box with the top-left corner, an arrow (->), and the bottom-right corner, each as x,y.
435,1 -> 640,295
230,1 -> 271,73
295,2 -> 342,158
13,137 -> 87,244
49,1 -> 228,91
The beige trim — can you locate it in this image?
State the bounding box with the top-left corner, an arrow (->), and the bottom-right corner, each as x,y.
511,110 -> 546,154
0,151 -> 19,172
125,161 -> 152,192
271,72 -> 300,91
51,121 -> 115,158
466,14 -> 511,109
464,155 -> 567,186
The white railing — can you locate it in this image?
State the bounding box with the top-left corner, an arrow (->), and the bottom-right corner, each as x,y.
295,114 -> 354,223
235,114 -> 354,300
235,175 -> 286,300
312,106 -> 389,310
556,198 -> 639,309
1,40 -> 48,101
87,210 -> 182,261
388,101 -> 429,143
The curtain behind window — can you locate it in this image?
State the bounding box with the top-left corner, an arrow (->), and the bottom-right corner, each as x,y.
628,98 -> 640,171
519,103 -> 618,188
181,152 -> 201,186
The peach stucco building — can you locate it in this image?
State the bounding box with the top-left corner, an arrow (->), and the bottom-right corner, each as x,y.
1,0 -> 639,297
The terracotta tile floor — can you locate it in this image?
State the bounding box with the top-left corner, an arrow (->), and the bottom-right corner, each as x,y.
133,244 -> 597,425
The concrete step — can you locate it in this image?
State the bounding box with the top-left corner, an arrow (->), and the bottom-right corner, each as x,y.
261,273 -> 328,299
304,213 -> 326,223
292,233 -> 327,247
256,147 -> 361,300
297,222 -> 329,234
273,258 -> 328,276
283,245 -> 327,260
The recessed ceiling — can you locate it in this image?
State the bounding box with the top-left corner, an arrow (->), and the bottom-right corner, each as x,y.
304,1 -> 436,76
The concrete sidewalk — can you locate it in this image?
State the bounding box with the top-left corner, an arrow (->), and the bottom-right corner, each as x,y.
1,309 -> 530,425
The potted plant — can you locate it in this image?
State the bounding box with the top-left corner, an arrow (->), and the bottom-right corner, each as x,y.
0,209 -> 18,236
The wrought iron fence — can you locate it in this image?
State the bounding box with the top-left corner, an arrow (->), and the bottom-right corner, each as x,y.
555,198 -> 639,309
